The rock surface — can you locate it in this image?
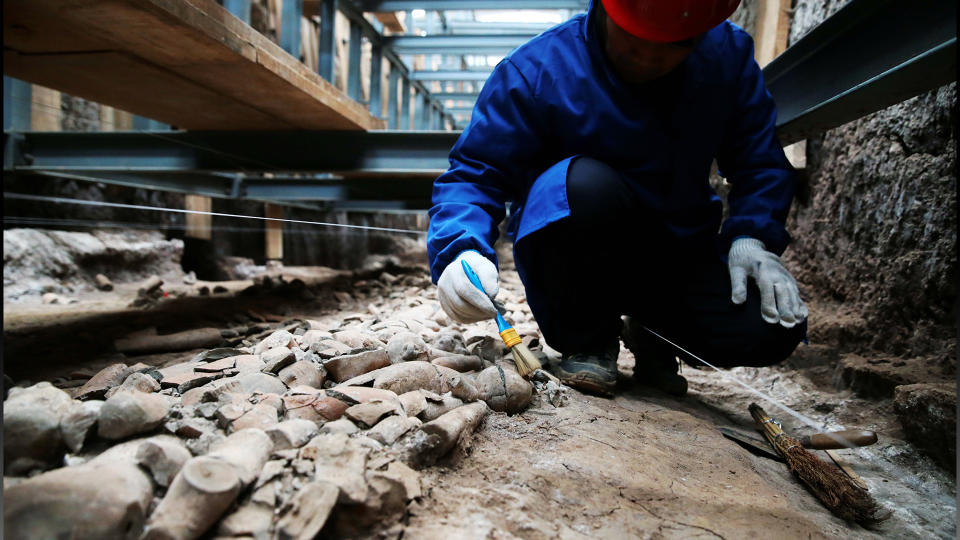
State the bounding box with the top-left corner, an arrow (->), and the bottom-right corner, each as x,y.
893,383 -> 956,472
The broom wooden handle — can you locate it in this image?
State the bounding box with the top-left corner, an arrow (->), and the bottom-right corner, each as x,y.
800,430 -> 878,449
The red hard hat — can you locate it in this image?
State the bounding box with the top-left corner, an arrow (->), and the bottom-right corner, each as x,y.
600,0 -> 742,43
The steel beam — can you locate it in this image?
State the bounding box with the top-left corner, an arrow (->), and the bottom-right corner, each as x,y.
4,131 -> 459,174
766,0 -> 957,144
357,0 -> 587,10
347,22 -> 363,101
384,34 -> 532,55
411,71 -> 491,82
3,77 -> 32,131
369,44 -> 383,116
223,0 -> 252,23
280,0 -> 302,58
445,21 -> 555,34
318,0 -> 337,82
434,91 -> 480,101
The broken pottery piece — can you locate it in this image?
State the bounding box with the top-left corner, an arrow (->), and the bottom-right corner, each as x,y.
231,402 -> 280,432
261,347 -> 296,374
207,428 -> 274,486
344,401 -> 403,429
310,339 -> 355,359
136,436 -> 192,487
253,329 -> 295,355
418,394 -> 464,422
385,332 -> 430,363
367,415 -> 420,445
4,461 -> 153,539
266,419 -> 321,450
216,501 -> 274,537
319,418 -> 360,436
276,481 -> 339,540
475,364 -> 534,414
236,372 -> 288,395
233,355 -> 266,373
283,388 -> 350,424
332,329 -> 384,350
60,399 -> 103,453
398,390 -> 428,417
326,386 -> 401,407
194,356 -> 237,373
324,349 -> 391,382
98,389 -> 171,440
307,433 -> 370,504
370,361 -> 479,402
105,372 -> 161,399
278,360 -> 325,389
431,354 -> 483,373
75,363 -> 130,400
4,382 -> 75,471
141,456 -> 242,539
408,401 -> 490,466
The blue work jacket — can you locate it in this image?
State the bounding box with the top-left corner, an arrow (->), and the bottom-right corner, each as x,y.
427,1 -> 795,283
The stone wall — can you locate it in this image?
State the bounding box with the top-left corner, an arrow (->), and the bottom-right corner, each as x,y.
782,0 -> 957,362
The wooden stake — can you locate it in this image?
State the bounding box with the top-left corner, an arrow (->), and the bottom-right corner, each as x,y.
185,195 -> 213,240
265,203 -> 284,262
31,85 -> 61,131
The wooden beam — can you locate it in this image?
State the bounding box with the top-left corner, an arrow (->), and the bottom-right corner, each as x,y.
3,0 -> 384,130
185,195 -> 213,240
754,0 -> 791,67
265,203 -> 284,262
374,12 -> 405,33
31,85 -> 61,131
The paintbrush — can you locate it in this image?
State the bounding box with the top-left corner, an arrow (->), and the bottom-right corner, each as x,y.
461,260 -> 541,378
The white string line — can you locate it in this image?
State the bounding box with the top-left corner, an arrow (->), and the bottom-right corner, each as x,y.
3,193 -> 428,236
2,216 -> 397,237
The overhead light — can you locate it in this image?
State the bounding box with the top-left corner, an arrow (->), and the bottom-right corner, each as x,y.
412,9 -> 426,18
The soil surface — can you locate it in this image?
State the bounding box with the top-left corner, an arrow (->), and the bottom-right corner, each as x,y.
3,250 -> 955,539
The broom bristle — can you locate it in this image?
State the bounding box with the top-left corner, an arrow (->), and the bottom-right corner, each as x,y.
510,343 -> 541,378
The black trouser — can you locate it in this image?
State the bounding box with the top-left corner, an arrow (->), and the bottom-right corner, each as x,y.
514,157 -> 806,368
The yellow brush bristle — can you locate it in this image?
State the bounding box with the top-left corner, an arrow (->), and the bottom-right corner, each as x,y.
510,342 -> 541,378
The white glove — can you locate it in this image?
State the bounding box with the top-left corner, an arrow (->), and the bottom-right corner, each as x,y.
728,237 -> 808,328
437,250 -> 499,323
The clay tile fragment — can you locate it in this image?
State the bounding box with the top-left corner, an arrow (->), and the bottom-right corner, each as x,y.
325,349 -> 391,383
75,363 -> 130,400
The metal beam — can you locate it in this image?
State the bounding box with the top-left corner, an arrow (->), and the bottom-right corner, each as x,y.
223,0 -> 252,23
358,0 -> 587,10
318,0 -> 337,82
445,21 -> 555,34
384,34 -> 533,55
280,0 -> 302,58
434,92 -> 480,101
3,77 -> 32,131
347,21 -> 363,101
411,71 -> 491,81
4,131 -> 459,174
765,0 -> 957,145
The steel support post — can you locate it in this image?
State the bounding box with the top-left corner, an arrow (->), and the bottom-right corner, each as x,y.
400,77 -> 411,129
369,44 -> 383,116
318,0 -> 338,82
347,21 -> 363,101
3,77 -> 32,131
415,92 -> 428,130
387,67 -> 400,129
224,0 -> 252,23
132,116 -> 168,130
281,0 -> 303,58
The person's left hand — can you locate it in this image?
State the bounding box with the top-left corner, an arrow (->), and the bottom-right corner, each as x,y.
728,237 -> 808,328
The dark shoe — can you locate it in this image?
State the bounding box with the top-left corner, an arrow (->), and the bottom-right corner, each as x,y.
553,343 -> 619,396
621,317 -> 688,397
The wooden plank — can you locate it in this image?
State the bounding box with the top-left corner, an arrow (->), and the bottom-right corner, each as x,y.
2,0 -> 384,131
31,85 -> 61,131
185,195 -> 212,240
374,12 -> 405,34
264,203 -> 284,261
754,0 -> 791,67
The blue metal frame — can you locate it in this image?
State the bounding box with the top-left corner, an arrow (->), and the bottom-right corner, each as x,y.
224,0 -> 252,23
411,71 -> 491,82
347,21 -> 363,101
384,34 -> 533,55
369,43 -> 383,115
3,77 -> 32,131
318,0 -> 338,82
280,0 -> 302,58
356,0 -> 587,10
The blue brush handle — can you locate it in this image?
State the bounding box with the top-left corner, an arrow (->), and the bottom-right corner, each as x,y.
461,259 -> 510,333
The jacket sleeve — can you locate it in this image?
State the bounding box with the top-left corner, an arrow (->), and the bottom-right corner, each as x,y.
427,58 -> 545,282
716,32 -> 795,256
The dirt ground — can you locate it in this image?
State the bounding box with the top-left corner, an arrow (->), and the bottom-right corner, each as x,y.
3,252 -> 955,539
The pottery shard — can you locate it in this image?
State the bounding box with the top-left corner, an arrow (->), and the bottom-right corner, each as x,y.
431,354 -> 484,372
60,399 -> 103,453
98,389 -> 171,440
4,382 -> 75,470
4,461 -> 153,539
311,339 -> 355,358
136,437 -> 192,487
254,329 -> 295,355
320,418 -> 360,435
344,401 -> 403,428
398,390 -> 428,418
419,394 -> 464,422
475,365 -> 534,414
367,415 -> 420,445
105,372 -> 161,399
266,419 -> 321,450
333,329 -> 384,350
217,502 -> 274,537
261,347 -> 297,374
278,360 -> 325,389
276,481 -> 339,540
141,456 -> 241,540
75,363 -> 130,400
325,349 -> 391,382
233,354 -> 266,373
207,428 -> 274,486
411,401 -> 490,465
283,388 -> 350,423
308,433 -> 370,504
432,331 -> 468,354
160,370 -> 218,392
236,372 -> 289,395
326,386 -> 401,407
386,331 -> 430,363
370,361 -> 479,402
195,356 -> 237,373
231,403 -> 280,432
300,329 -> 334,350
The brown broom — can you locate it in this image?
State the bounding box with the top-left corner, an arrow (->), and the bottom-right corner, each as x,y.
749,403 -> 888,526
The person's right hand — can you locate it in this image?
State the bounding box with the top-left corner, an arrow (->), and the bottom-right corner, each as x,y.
437,250 -> 499,323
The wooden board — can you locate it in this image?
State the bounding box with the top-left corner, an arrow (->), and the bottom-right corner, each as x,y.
374,12 -> 405,34
3,0 -> 384,131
